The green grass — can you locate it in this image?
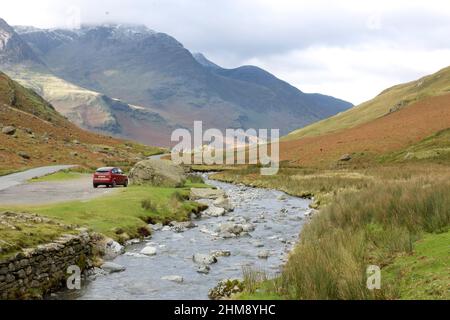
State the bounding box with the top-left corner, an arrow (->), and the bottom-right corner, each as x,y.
285,66 -> 450,141
0,182 -> 208,242
28,170 -> 86,182
380,128 -> 450,165
0,212 -> 77,260
383,231 -> 450,300
212,164 -> 450,300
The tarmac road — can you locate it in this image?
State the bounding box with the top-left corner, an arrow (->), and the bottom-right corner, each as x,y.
0,165 -> 118,206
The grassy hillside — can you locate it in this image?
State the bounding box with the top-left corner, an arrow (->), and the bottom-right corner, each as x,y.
285,66 -> 450,141
279,93 -> 450,167
380,128 -> 450,164
0,71 -> 163,173
0,72 -> 62,123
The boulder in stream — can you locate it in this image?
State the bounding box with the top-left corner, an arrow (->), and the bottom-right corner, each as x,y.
97,238 -> 125,260
101,262 -> 126,273
161,275 -> 184,283
211,250 -> 231,258
216,223 -> 244,236
197,265 -> 210,274
213,196 -> 234,212
140,246 -> 157,256
193,253 -> 218,265
190,188 -> 225,200
204,205 -> 226,217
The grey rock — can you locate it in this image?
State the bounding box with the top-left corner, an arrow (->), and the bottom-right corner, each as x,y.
140,246 -> 157,256
339,154 -> 352,161
190,188 -> 225,200
213,196 -> 234,211
204,205 -> 226,217
103,239 -> 125,260
197,265 -> 210,274
217,223 -> 244,235
161,275 -> 184,283
129,159 -> 186,187
18,151 -> 30,159
101,262 -> 126,273
211,250 -> 231,258
193,253 -> 217,265
2,126 -> 16,135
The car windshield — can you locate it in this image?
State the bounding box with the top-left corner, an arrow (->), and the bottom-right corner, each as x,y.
96,168 -> 111,173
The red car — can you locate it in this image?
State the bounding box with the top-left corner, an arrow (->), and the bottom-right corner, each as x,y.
93,167 -> 129,188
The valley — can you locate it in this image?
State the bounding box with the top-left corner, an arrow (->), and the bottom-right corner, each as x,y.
0,7 -> 448,303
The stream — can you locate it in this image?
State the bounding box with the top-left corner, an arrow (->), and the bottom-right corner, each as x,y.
58,175 -> 311,300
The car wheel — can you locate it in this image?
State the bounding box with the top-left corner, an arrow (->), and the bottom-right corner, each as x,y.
124,180 -> 128,187
112,180 -> 117,188
93,184 -> 98,189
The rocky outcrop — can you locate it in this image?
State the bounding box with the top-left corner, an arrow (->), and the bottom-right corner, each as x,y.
190,188 -> 225,200
0,230 -> 92,299
1,126 -> 16,135
129,159 -> 186,187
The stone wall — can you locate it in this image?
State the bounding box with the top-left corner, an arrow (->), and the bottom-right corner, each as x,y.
0,230 -> 92,299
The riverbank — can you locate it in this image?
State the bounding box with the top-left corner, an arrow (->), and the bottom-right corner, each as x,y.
0,173 -> 208,243
0,212 -> 93,299
53,174 -> 310,300
209,163 -> 450,300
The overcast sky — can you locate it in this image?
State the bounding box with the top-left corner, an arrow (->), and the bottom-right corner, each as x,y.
2,0 -> 450,104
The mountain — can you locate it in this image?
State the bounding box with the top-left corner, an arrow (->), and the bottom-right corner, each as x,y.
0,71 -> 161,173
0,18 -> 42,65
280,67 -> 450,167
193,52 -> 220,69
0,20 -> 352,146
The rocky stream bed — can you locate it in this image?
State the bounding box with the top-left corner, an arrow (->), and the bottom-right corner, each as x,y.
54,174 -> 312,300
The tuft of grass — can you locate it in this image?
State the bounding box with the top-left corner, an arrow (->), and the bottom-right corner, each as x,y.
28,170 -> 86,183
141,199 -> 158,212
186,174 -> 205,184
